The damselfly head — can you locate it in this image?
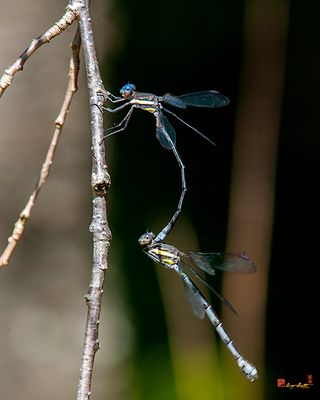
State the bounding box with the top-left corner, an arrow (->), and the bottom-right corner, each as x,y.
138,232 -> 155,247
120,83 -> 136,99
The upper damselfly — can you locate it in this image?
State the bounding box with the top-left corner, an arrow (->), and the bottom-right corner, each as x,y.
138,231 -> 258,382
102,84 -> 229,242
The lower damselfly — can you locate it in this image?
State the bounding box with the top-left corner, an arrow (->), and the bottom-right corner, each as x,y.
103,84 -> 229,243
138,231 -> 258,382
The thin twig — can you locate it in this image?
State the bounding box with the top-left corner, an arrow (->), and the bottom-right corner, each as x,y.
0,27 -> 81,268
75,1 -> 112,399
0,3 -> 78,98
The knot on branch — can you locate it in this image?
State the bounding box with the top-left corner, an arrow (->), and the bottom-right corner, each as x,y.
92,182 -> 110,197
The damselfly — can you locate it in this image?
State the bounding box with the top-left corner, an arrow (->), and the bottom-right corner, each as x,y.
103,84 -> 229,243
138,231 -> 258,382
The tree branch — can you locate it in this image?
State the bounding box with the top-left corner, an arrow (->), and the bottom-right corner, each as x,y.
0,27 -> 81,268
75,1 -> 112,399
0,3 -> 79,98
1,2 -> 113,398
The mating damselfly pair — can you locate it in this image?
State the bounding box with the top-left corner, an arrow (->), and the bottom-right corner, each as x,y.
102,84 -> 258,381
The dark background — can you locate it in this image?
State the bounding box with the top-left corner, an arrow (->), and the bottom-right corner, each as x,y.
102,0 -> 319,399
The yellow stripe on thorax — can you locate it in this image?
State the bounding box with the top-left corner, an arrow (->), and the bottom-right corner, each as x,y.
162,258 -> 176,266
144,107 -> 156,113
134,99 -> 156,113
150,247 -> 179,266
135,99 -> 155,105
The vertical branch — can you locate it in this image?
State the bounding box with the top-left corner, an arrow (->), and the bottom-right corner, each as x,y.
75,1 -> 112,399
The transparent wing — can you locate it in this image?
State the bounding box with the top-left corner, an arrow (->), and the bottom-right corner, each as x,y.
181,273 -> 206,319
178,91 -> 230,107
188,252 -> 257,274
161,93 -> 188,109
162,91 -> 229,108
179,91 -> 229,108
180,260 -> 238,315
162,107 -> 216,146
155,113 -> 177,150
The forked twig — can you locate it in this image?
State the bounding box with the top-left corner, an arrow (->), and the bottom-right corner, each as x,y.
0,5 -> 78,98
0,27 -> 81,268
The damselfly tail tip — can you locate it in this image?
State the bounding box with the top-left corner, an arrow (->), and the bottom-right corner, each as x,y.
237,358 -> 259,382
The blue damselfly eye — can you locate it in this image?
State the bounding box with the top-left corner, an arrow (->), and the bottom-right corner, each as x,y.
120,83 -> 136,94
